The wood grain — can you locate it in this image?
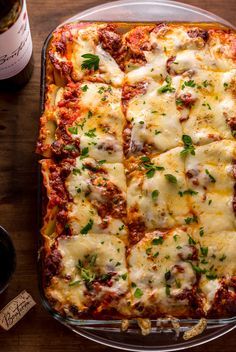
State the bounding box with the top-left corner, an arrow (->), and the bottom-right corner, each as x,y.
0,0 -> 235,351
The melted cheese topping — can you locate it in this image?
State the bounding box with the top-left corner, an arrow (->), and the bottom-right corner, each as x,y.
127,147 -> 190,230
126,79 -> 182,153
181,70 -> 236,144
128,228 -> 197,316
65,157 -> 127,240
46,234 -> 128,314
185,140 -> 236,233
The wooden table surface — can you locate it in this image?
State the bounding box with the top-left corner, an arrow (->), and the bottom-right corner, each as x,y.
0,0 -> 235,351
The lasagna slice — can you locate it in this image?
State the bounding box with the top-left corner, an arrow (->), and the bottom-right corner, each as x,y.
48,23 -> 124,86
123,77 -> 182,155
37,82 -> 125,161
184,140 -> 236,233
195,231 -> 236,317
41,157 -> 127,241
128,228 -> 199,318
126,147 -> 191,243
44,233 -> 129,318
178,69 -> 236,144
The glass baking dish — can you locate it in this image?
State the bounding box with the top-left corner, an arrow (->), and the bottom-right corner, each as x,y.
38,1 -> 236,350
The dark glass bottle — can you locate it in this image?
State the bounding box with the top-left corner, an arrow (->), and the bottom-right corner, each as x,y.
0,0 -> 34,89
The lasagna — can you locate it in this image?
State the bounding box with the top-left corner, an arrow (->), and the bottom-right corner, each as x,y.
37,22 -> 236,320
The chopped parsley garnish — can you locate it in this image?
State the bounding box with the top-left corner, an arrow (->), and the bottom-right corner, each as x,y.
85,128 -> 96,138
151,190 -> 159,200
81,268 -> 95,283
80,147 -> 89,159
153,251 -> 159,258
64,144 -> 76,151
69,280 -> 81,287
152,237 -> 164,245
140,157 -> 165,178
206,272 -> 217,280
192,265 -> 206,274
80,219 -> 93,234
146,247 -> 152,255
200,246 -> 208,257
164,174 -> 177,184
121,273 -> 127,280
98,159 -> 106,164
131,282 -> 137,288
134,287 -> 143,299
182,80 -> 196,89
219,254 -> 227,262
155,130 -> 161,135
158,76 -> 176,94
180,135 -> 195,157
173,234 -> 179,242
178,189 -> 198,197
140,156 -> 150,163
188,235 -> 196,245
202,102 -> 212,110
223,82 -> 229,89
68,126 -> 78,134
89,254 -> 97,266
81,53 -> 100,71
81,85 -> 88,92
119,224 -> 125,231
165,284 -> 171,296
202,80 -> 212,88
164,270 -> 171,281
185,215 -> 198,224
176,97 -> 184,106
205,169 -> 216,183
88,110 -> 93,118
199,227 -> 204,237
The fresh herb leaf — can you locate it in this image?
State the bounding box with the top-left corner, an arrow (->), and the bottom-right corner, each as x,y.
152,237 -> 164,245
134,287 -> 143,299
219,254 -> 227,262
165,284 -> 171,296
192,265 -> 206,274
188,235 -> 196,245
81,53 -> 100,71
158,76 -> 176,94
80,147 -> 89,159
151,190 -> 159,200
200,246 -> 208,257
180,135 -> 195,157
205,169 -> 216,183
64,144 -> 76,151
206,272 -> 217,280
85,128 -> 96,138
185,216 -> 198,224
165,174 -> 177,184
69,280 -> 81,287
178,189 -> 198,197
199,227 -> 204,237
182,80 -> 196,89
80,219 -> 93,234
81,85 -> 88,92
68,126 -> 78,134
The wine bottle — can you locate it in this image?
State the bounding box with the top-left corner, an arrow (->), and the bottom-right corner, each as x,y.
0,0 -> 34,89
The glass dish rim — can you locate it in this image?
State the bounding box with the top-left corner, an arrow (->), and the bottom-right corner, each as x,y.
38,1 -> 236,350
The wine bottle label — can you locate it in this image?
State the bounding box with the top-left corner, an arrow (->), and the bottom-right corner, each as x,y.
0,0 -> 33,80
